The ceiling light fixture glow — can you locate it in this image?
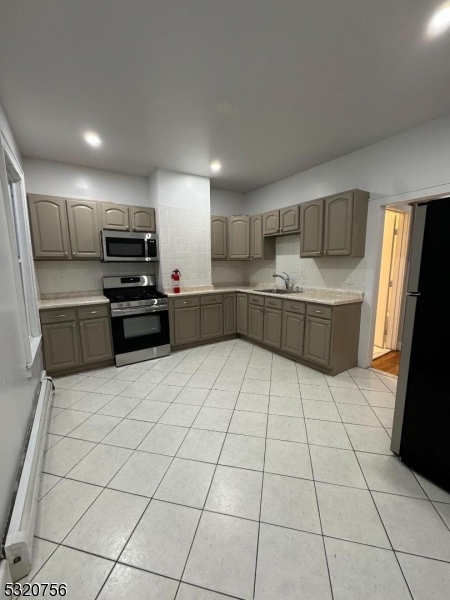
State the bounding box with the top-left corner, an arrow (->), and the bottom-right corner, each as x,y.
210,161 -> 221,173
84,131 -> 102,148
427,2 -> 450,37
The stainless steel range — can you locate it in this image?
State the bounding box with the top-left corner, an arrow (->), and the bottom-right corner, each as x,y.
103,275 -> 170,366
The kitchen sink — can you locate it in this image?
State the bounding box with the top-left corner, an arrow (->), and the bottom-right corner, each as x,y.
255,289 -> 303,295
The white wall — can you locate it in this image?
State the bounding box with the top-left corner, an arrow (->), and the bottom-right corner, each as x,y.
244,114 -> 450,366
210,189 -> 244,217
0,103 -> 42,539
23,158 -> 151,206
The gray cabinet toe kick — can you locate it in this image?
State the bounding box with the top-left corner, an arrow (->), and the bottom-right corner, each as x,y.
169,293 -> 361,375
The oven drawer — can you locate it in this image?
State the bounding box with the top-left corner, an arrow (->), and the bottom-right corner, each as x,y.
201,294 -> 223,306
77,305 -> 109,320
306,304 -> 333,320
40,308 -> 77,324
174,296 -> 200,309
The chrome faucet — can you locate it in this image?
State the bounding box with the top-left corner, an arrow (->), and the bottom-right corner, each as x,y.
273,272 -> 291,290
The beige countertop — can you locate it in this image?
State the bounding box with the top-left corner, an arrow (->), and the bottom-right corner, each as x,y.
39,295 -> 110,310
166,286 -> 363,306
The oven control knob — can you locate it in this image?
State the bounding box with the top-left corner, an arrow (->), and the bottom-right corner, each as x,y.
138,300 -> 143,305
126,302 -> 131,307
118,303 -> 124,307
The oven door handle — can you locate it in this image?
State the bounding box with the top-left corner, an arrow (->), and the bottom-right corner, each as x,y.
111,306 -> 168,317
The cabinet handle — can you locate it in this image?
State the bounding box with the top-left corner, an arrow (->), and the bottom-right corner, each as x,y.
73,251 -> 77,255
324,250 -> 327,254
314,310 -> 323,314
300,316 -> 304,321
88,310 -> 100,314
53,314 -> 66,318
72,323 -> 76,328
80,322 -> 83,326
65,252 -> 68,256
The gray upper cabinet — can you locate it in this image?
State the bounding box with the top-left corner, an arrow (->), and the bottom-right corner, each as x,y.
101,203 -> 130,231
236,293 -> 248,335
323,189 -> 369,257
300,199 -> 324,257
281,310 -> 305,358
248,304 -> 264,342
201,304 -> 223,339
174,306 -> 201,345
262,210 -> 279,236
263,307 -> 282,348
303,316 -> 332,366
228,216 -> 250,259
280,205 -> 300,233
66,199 -> 101,259
79,317 -> 113,363
223,294 -> 237,335
42,321 -> 81,371
28,195 -> 71,259
130,207 -> 156,232
250,215 -> 276,260
211,216 -> 228,260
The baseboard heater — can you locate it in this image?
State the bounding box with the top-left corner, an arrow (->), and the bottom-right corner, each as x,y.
4,375 -> 53,582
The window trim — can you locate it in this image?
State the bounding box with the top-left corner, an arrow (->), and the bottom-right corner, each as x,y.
0,131 -> 41,371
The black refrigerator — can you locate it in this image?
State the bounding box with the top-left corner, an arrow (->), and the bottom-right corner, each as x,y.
391,197 -> 450,491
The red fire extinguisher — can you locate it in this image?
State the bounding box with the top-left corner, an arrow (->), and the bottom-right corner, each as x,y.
171,269 -> 181,294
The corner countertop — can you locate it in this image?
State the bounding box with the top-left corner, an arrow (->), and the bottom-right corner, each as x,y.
166,286 -> 363,306
39,295 -> 110,310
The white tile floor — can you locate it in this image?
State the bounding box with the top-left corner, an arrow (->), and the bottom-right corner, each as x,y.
30,339 -> 450,599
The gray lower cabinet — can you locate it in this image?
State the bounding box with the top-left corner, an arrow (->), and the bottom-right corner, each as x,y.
174,306 -> 201,345
42,322 -> 81,371
223,294 -> 237,335
228,216 -> 250,259
263,308 -> 282,348
211,216 -> 228,259
201,304 -> 223,339
28,195 -> 71,259
79,317 -> 113,363
300,199 -> 324,257
130,207 -> 156,232
236,293 -> 248,335
66,199 -> 102,259
303,316 -> 332,366
281,311 -> 305,358
248,305 -> 264,342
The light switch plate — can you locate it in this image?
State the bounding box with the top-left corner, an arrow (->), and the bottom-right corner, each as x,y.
345,274 -> 355,285
58,270 -> 66,279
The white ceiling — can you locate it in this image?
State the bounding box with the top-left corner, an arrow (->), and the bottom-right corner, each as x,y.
1,0 -> 449,192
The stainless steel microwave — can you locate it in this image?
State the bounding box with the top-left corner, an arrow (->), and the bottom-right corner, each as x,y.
101,230 -> 159,262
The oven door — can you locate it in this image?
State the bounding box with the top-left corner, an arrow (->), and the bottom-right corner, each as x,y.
102,232 -> 147,262
110,306 -> 170,358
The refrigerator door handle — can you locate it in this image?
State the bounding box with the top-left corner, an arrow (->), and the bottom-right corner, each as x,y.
408,292 -> 421,297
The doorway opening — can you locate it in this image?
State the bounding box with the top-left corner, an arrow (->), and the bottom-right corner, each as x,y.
372,206 -> 410,376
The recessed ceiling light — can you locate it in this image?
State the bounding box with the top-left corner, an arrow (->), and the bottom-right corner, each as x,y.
427,2 -> 450,37
210,161 -> 221,173
84,131 -> 102,148
217,102 -> 233,114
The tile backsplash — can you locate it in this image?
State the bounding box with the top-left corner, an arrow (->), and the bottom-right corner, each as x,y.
35,261 -> 157,296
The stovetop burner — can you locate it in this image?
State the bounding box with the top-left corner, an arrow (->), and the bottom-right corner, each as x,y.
104,288 -> 167,302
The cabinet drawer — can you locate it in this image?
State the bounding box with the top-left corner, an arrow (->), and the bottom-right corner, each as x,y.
40,308 -> 76,324
284,300 -> 306,314
77,304 -> 109,320
174,296 -> 200,309
201,294 -> 223,306
264,296 -> 282,310
248,294 -> 264,307
306,304 -> 332,320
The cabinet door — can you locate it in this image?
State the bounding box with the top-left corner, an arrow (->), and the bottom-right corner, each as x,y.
300,199 -> 324,257
280,205 -> 300,233
201,304 -> 223,339
66,199 -> 101,259
228,216 -> 250,259
79,317 -> 113,363
236,293 -> 248,335
250,215 -> 263,259
324,192 -> 354,256
223,294 -> 237,335
42,322 -> 81,371
28,195 -> 70,259
101,203 -> 130,230
211,216 -> 228,259
130,207 -> 156,232
248,305 -> 264,342
263,308 -> 282,348
174,307 -> 201,345
303,316 -> 332,366
281,311 -> 305,358
262,210 -> 279,236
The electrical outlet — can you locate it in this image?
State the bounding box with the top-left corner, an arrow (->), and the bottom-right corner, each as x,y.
345,274 -> 355,285
58,270 -> 66,279
300,267 -> 305,277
